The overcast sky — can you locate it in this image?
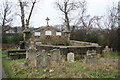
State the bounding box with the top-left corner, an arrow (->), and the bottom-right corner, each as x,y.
0,0 -> 119,28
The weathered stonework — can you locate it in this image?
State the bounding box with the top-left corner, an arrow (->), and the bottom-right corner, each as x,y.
50,49 -> 61,62
85,50 -> 98,64
26,49 -> 62,68
67,52 -> 74,62
36,50 -> 51,68
30,26 -> 68,44
25,18 -> 102,68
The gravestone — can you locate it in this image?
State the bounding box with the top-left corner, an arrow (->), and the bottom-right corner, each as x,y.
67,52 -> 74,62
26,49 -> 37,59
29,41 -> 35,49
86,50 -> 96,56
50,49 -> 61,62
85,50 -> 97,64
103,46 -> 110,52
25,49 -> 38,67
35,42 -> 42,46
36,50 -> 50,68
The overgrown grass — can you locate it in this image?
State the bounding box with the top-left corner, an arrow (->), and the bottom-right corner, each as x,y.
2,59 -> 14,78
3,58 -> 118,78
7,48 -> 26,51
2,51 -> 119,78
110,52 -> 120,57
0,51 -> 7,58
2,58 -> 26,78
103,51 -> 120,58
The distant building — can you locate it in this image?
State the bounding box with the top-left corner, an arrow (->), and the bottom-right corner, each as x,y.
6,29 -> 15,33
30,17 -> 70,44
5,26 -> 37,34
5,26 -> 22,34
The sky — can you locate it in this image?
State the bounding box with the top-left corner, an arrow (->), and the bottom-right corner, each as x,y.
0,0 -> 119,28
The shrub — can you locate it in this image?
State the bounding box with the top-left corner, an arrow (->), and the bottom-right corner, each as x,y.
2,33 -> 23,45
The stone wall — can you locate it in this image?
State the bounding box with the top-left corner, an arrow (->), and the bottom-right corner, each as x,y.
69,40 -> 99,46
36,45 -> 102,56
31,27 -> 68,44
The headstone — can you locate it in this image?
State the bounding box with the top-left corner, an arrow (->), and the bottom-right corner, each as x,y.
50,49 -> 61,62
29,41 -> 36,49
86,50 -> 96,56
35,42 -> 42,46
67,52 -> 74,62
25,49 -> 37,67
85,50 -> 97,64
26,49 -> 37,59
104,46 -> 110,52
36,50 -> 50,68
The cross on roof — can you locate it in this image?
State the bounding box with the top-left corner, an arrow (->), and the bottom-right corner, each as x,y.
46,17 -> 50,26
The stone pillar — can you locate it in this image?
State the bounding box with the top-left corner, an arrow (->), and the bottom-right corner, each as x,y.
67,52 -> 74,63
64,31 -> 71,41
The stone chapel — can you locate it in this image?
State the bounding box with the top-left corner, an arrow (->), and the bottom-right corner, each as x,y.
30,17 -> 69,45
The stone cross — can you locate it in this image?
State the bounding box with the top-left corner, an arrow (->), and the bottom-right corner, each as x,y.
46,17 -> 50,26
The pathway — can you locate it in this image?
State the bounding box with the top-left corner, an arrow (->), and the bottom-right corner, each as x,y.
0,57 -> 7,79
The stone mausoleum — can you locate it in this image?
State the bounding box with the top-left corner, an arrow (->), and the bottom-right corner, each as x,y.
25,17 -> 102,67
30,17 -> 69,45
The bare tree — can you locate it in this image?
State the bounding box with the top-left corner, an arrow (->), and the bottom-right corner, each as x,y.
0,0 -> 14,32
56,0 -> 79,31
95,4 -> 118,30
94,4 -> 118,49
18,0 -> 37,31
18,0 -> 25,31
75,0 -> 96,33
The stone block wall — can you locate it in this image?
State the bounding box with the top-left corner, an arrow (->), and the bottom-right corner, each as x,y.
31,27 -> 68,44
69,40 -> 99,46
36,45 -> 102,57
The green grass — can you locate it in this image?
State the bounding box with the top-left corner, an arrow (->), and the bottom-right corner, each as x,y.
51,43 -> 70,46
0,53 -> 2,57
0,51 -> 7,58
110,52 -> 120,57
2,58 -> 26,78
3,59 -> 118,78
2,51 -> 119,78
103,52 -> 120,58
2,59 -> 14,78
17,58 -> 26,63
7,48 -> 18,50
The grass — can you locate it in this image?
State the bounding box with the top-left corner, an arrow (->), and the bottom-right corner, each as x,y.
2,59 -> 15,78
2,51 -> 119,78
0,51 -> 7,58
110,52 -> 120,57
103,51 -> 120,58
3,58 -> 118,78
2,58 -> 26,78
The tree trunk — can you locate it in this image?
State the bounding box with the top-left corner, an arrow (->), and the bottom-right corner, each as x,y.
19,1 -> 25,31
